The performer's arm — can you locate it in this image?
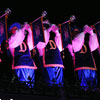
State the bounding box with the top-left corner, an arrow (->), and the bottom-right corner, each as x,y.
8,28 -> 25,48
83,25 -> 99,52
55,30 -> 62,52
23,23 -> 34,51
66,44 -> 74,57
49,24 -> 63,52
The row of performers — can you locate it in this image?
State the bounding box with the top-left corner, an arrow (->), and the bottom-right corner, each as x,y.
0,15 -> 100,91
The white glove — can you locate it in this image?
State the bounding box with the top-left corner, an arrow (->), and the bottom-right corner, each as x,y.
36,42 -> 46,49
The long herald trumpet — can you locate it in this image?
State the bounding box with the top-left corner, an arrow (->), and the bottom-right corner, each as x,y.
57,15 -> 76,31
31,11 -> 47,23
0,8 -> 11,18
61,15 -> 76,25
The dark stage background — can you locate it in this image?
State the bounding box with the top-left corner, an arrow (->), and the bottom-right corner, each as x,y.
1,1 -> 100,100
1,1 -> 100,27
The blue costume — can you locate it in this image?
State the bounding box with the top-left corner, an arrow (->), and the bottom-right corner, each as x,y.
8,22 -> 37,88
12,41 -> 37,87
42,31 -> 64,87
74,37 -> 97,90
72,26 -> 99,91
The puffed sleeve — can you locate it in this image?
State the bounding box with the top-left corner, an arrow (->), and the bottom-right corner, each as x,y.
35,29 -> 48,56
54,30 -> 63,52
8,29 -> 25,48
89,31 -> 99,52
27,28 -> 34,50
72,32 -> 85,52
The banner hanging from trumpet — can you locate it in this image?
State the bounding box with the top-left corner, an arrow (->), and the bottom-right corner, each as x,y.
92,23 -> 100,46
59,22 -> 72,49
30,17 -> 45,47
0,16 -> 8,46
58,15 -> 76,49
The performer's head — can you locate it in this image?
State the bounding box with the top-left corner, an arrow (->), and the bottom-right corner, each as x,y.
8,22 -> 21,36
43,19 -> 51,30
71,25 -> 82,40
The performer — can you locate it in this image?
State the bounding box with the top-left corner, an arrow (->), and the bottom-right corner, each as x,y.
0,21 -> 12,79
0,40 -> 12,78
91,25 -> 100,89
71,25 -> 99,91
36,21 -> 64,87
8,22 -> 37,88
62,44 -> 75,86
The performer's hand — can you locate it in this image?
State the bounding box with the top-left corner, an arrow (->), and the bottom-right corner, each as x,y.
50,24 -> 60,36
83,25 -> 93,34
51,24 -> 58,32
23,22 -> 30,31
4,40 -> 9,49
31,48 -> 37,58
1,40 -> 9,52
36,42 -> 46,49
0,46 -> 3,54
66,44 -> 74,57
